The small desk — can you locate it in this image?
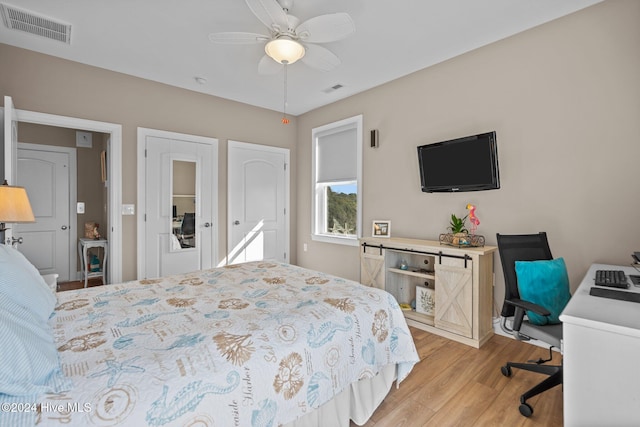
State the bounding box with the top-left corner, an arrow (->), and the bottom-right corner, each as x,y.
560,263 -> 640,427
78,238 -> 108,288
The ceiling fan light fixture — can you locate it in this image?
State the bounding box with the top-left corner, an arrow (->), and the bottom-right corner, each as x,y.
265,37 -> 305,65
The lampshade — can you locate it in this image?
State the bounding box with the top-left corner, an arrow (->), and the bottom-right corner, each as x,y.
0,182 -> 35,223
265,37 -> 305,65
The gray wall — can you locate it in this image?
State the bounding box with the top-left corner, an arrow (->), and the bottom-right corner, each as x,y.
295,0 -> 640,308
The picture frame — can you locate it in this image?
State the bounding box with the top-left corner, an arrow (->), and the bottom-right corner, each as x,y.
416,285 -> 435,316
372,220 -> 391,238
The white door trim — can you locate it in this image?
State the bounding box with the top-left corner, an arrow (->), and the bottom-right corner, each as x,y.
17,142 -> 78,279
2,96 -> 17,245
137,127 -> 219,279
15,109 -> 123,283
227,140 -> 290,264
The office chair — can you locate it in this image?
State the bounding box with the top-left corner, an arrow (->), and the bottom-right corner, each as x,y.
496,232 -> 565,417
178,213 -> 196,248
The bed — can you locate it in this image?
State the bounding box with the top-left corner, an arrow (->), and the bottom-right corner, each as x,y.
0,245 -> 419,427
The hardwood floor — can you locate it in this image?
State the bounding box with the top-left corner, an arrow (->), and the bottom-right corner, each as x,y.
56,278 -> 104,291
358,327 -> 563,427
55,281 -> 562,426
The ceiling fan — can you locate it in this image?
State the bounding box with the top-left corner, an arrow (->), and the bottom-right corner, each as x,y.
209,0 -> 355,74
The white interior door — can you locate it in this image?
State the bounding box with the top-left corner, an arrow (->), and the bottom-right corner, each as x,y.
15,144 -> 74,281
228,141 -> 289,264
141,130 -> 218,278
1,95 -> 18,244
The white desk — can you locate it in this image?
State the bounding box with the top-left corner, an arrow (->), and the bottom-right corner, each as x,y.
78,238 -> 108,288
560,263 -> 640,427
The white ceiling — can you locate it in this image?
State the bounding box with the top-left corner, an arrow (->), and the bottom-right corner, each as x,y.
0,0 -> 602,116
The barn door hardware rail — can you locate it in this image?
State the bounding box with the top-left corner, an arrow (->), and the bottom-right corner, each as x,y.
361,242 -> 471,268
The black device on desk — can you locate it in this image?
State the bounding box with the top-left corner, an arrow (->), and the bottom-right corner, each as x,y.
590,287 -> 640,303
594,269 -> 629,289
591,269 -> 640,304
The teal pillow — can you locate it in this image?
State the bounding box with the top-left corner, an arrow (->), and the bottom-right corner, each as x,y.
515,257 -> 571,325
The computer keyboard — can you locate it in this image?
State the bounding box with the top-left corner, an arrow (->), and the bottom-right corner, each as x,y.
589,286 -> 640,303
595,269 -> 629,289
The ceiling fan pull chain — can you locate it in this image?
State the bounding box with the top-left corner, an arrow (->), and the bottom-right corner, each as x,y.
281,63 -> 290,124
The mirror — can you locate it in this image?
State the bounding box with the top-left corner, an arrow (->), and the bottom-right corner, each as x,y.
172,160 -> 196,250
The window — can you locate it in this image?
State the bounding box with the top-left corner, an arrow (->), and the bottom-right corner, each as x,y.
311,115 -> 362,246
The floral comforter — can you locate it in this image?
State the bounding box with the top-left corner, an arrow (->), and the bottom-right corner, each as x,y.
38,261 -> 418,426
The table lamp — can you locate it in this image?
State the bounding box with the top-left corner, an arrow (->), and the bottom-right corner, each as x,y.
0,180 -> 35,245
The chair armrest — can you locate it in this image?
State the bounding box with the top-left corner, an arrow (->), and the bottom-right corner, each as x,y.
505,298 -> 551,317
505,298 -> 551,333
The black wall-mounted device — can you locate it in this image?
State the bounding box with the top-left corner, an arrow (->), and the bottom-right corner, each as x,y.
370,129 -> 379,148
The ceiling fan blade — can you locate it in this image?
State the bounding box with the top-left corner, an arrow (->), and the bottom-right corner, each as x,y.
296,13 -> 355,43
258,54 -> 283,75
301,44 -> 341,72
209,32 -> 269,44
245,0 -> 289,32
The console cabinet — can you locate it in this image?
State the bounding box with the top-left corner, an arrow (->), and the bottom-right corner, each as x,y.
360,237 -> 496,348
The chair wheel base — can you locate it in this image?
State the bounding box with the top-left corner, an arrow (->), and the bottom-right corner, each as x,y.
501,365 -> 512,377
519,402 -> 533,417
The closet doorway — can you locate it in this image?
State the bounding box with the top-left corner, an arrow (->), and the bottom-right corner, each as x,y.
227,141 -> 289,264
137,128 -> 218,279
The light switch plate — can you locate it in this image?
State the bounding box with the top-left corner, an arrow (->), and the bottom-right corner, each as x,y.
77,202 -> 85,214
122,204 -> 135,215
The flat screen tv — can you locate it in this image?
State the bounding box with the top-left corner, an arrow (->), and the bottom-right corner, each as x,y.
417,131 -> 500,193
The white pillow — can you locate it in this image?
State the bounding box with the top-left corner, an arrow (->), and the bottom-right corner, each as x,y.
0,244 -> 56,322
41,274 -> 59,294
0,293 -> 72,396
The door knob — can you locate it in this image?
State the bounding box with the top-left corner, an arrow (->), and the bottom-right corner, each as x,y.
234,220 -> 240,225
61,225 -> 68,230
204,222 -> 211,228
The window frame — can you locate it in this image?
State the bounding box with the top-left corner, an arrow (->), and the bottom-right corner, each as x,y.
311,115 -> 363,246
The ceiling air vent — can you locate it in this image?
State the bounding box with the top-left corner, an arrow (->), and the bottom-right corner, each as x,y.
0,3 -> 71,44
322,84 -> 344,94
